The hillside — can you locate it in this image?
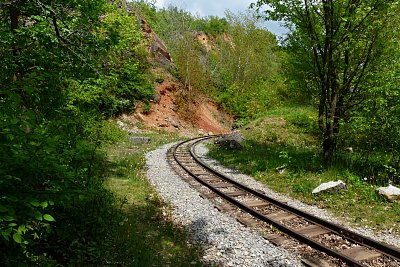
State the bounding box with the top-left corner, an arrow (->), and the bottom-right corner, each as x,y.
125,9 -> 233,135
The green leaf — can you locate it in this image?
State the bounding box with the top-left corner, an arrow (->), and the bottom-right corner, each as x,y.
40,201 -> 48,208
34,211 -> 43,221
43,214 -> 55,222
3,215 -> 15,222
2,232 -> 10,241
30,200 -> 40,207
8,223 -> 17,227
10,118 -> 19,124
18,225 -> 26,234
13,233 -> 22,244
0,205 -> 7,213
33,232 -> 39,239
1,233 -> 10,241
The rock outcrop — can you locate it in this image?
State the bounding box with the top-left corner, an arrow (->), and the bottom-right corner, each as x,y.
136,14 -> 174,67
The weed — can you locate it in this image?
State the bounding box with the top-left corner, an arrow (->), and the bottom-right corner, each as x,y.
142,101 -> 151,114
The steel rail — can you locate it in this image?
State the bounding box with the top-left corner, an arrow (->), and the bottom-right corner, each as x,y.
172,136 -> 400,266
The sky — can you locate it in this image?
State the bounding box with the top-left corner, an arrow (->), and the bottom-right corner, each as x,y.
153,0 -> 288,36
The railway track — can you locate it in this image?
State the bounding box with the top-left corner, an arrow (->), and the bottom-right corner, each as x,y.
167,136 -> 400,267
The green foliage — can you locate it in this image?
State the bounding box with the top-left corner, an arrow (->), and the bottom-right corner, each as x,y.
208,11 -> 287,118
198,16 -> 229,35
130,0 -> 158,29
332,3 -> 400,183
0,0 -> 155,264
153,6 -> 286,119
254,0 -> 395,162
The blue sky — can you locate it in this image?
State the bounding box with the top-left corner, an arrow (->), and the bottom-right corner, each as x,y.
153,0 -> 288,36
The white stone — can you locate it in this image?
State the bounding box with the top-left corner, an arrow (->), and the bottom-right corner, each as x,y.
345,147 -> 353,153
312,180 -> 347,194
117,120 -> 126,128
377,185 -> 400,202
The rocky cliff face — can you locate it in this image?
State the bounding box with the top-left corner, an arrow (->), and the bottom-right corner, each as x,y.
136,13 -> 174,67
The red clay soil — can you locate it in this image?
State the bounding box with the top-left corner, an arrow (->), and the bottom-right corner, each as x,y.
124,79 -> 233,136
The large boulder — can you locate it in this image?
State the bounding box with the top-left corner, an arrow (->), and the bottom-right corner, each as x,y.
376,185 -> 400,202
312,180 -> 347,194
215,132 -> 244,149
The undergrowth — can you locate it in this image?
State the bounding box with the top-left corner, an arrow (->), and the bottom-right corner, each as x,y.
208,106 -> 400,232
102,126 -> 204,266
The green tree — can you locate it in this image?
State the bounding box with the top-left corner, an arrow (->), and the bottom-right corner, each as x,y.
337,4 -> 400,182
198,16 -> 229,35
210,11 -> 284,118
253,0 -> 394,162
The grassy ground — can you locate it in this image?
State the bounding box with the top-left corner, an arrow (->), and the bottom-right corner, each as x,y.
208,106 -> 400,233
101,129 -> 205,266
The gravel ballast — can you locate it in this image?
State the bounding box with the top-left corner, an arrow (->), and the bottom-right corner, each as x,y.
145,143 -> 303,267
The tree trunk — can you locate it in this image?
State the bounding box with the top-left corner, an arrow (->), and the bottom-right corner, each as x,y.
323,130 -> 335,163
10,4 -> 30,109
324,87 -> 339,163
10,5 -> 21,82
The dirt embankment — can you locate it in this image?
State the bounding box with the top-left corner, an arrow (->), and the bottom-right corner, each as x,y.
122,78 -> 233,136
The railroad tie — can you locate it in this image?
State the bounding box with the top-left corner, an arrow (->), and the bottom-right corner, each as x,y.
243,199 -> 269,208
199,192 -> 217,199
200,177 -> 222,183
212,182 -> 233,188
193,172 -> 212,176
340,246 -> 382,261
263,233 -> 292,246
301,256 -> 331,267
296,224 -> 331,237
237,216 -> 258,227
225,190 -> 248,197
215,203 -> 236,212
267,211 -> 297,222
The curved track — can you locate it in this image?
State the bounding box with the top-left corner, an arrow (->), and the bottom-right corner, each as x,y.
168,136 -> 400,267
